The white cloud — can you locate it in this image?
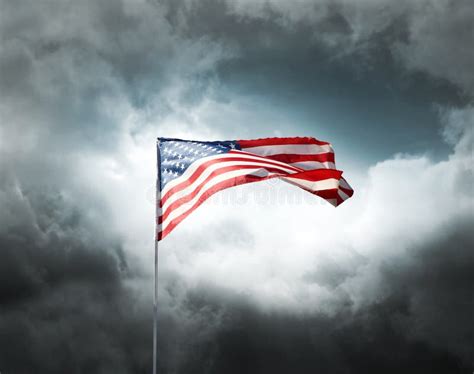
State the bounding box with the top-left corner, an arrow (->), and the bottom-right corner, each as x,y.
82,93 -> 472,315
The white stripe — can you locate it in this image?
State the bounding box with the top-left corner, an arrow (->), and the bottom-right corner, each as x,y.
241,143 -> 333,156
159,167 -> 283,232
289,161 -> 336,170
161,151 -> 300,197
230,150 -> 303,170
161,159 -> 296,212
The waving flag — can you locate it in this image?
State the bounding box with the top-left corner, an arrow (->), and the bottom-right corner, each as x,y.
156,137 -> 353,240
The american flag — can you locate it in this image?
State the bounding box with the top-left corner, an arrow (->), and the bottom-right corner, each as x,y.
156,137 -> 353,240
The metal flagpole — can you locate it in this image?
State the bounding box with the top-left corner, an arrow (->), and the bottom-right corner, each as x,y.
153,239 -> 158,374
153,139 -> 161,374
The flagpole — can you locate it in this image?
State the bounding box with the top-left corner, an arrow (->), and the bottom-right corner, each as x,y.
153,139 -> 161,374
153,239 -> 158,374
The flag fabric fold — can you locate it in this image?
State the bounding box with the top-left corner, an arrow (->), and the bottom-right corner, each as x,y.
156,137 -> 353,240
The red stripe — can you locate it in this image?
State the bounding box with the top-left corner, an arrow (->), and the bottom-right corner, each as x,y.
284,168 -> 342,182
159,164 -> 294,224
313,188 -> 340,200
161,155 -> 301,206
238,137 -> 329,148
265,153 -> 335,164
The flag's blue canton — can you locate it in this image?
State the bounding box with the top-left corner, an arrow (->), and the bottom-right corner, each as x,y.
158,138 -> 240,189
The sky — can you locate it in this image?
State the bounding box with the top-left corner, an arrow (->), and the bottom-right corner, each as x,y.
0,0 -> 473,373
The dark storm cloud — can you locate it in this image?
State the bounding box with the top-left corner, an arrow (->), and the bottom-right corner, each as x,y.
163,219 -> 473,374
0,173 -> 148,373
164,0 -> 472,161
0,172 -> 189,373
0,3 -> 175,371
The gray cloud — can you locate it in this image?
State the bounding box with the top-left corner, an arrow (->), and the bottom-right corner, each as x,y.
160,0 -> 472,162
0,0 -> 231,157
203,0 -> 474,97
0,173 -> 148,373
